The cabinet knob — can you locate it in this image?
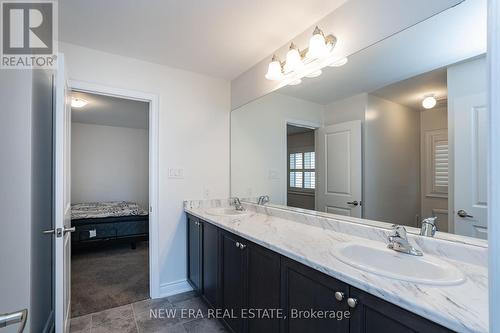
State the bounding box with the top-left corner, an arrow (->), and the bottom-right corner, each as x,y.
239,243 -> 247,250
347,298 -> 358,308
235,241 -> 240,248
334,291 -> 345,302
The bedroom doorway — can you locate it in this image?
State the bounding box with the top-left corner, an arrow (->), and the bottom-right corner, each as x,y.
67,82 -> 160,319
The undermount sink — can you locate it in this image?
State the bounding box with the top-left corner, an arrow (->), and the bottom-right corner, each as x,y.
205,207 -> 249,217
334,241 -> 465,286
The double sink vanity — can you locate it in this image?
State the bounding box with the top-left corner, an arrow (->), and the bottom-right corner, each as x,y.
184,199 -> 487,333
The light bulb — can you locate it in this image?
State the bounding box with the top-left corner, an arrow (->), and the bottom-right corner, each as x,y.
305,70 -> 322,78
71,97 -> 88,108
328,57 -> 348,67
306,26 -> 328,59
284,43 -> 304,73
288,79 -> 302,86
422,95 -> 437,109
265,55 -> 283,81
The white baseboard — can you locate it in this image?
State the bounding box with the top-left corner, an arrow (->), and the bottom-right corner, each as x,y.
158,279 -> 193,298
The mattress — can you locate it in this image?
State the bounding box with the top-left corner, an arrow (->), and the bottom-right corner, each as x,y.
71,201 -> 148,220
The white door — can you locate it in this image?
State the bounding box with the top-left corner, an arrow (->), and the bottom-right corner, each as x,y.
454,93 -> 488,239
54,54 -> 72,333
315,120 -> 362,217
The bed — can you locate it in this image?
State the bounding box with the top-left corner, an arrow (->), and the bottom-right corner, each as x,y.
71,201 -> 149,250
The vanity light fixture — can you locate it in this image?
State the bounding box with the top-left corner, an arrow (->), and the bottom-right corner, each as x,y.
422,95 -> 437,109
265,55 -> 284,81
264,26 -> 346,85
284,43 -> 304,73
328,57 -> 348,67
307,26 -> 329,59
71,97 -> 89,108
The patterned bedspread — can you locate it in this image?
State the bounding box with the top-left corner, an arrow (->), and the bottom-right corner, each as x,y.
71,201 -> 149,220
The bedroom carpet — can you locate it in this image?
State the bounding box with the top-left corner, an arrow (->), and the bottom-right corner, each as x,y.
71,241 -> 149,317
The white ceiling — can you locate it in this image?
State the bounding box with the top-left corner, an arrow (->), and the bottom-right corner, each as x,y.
278,0 -> 486,105
59,0 -> 347,80
371,69 -> 447,110
71,91 -> 149,129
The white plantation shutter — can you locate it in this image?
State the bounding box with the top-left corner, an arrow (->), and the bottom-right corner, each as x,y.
434,141 -> 449,189
289,152 -> 315,189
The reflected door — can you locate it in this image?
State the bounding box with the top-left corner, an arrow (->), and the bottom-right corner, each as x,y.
453,93 -> 488,239
315,120 -> 362,217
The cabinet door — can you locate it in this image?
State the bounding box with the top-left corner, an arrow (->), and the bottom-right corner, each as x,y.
349,287 -> 454,333
187,215 -> 202,292
221,231 -> 248,333
247,242 -> 281,333
202,221 -> 219,308
281,258 -> 350,333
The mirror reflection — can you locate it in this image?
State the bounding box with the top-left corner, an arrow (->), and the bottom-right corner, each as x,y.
230,4 -> 487,239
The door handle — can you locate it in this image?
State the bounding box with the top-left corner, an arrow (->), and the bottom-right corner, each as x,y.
347,200 -> 360,206
42,227 -> 75,237
457,210 -> 473,218
0,309 -> 27,333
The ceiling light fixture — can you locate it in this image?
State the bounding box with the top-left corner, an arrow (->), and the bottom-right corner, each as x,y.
71,97 -> 89,108
264,26 -> 346,85
422,95 -> 437,109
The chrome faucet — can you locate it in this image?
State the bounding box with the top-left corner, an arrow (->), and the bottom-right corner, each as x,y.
230,197 -> 245,211
387,225 -> 423,256
420,217 -> 438,237
257,195 -> 270,205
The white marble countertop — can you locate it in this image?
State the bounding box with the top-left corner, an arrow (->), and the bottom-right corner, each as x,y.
184,201 -> 488,333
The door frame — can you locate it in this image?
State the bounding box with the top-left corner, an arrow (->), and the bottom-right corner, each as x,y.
282,119 -> 322,206
488,0 -> 500,330
68,80 -> 161,298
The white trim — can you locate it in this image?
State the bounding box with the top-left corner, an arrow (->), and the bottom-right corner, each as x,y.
67,80 -> 161,299
488,0 -> 499,331
282,119 -> 322,205
158,279 -> 193,298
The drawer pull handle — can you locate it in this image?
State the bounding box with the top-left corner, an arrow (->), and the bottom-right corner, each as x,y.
334,291 -> 345,302
347,298 -> 358,308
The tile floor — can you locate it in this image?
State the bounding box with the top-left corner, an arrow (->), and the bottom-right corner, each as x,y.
70,291 -> 228,333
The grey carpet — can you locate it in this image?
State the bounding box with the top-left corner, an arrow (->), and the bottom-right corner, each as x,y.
71,241 -> 149,317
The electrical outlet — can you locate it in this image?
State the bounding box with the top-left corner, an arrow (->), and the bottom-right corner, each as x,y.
168,168 -> 184,179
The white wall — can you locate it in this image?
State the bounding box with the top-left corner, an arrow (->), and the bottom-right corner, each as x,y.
60,42 -> 230,294
71,123 -> 149,209
231,93 -> 323,204
324,93 -> 367,126
364,95 -> 421,226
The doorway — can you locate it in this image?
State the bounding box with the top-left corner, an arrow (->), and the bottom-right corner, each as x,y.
64,81 -> 160,322
286,124 -> 316,210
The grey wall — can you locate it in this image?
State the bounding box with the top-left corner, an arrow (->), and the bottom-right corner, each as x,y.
0,69 -> 54,333
0,71 -> 33,333
30,70 -> 55,332
364,95 -> 421,226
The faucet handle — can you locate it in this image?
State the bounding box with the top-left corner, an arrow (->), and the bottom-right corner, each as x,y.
390,225 -> 407,239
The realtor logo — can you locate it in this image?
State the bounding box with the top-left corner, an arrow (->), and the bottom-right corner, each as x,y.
1,1 -> 57,69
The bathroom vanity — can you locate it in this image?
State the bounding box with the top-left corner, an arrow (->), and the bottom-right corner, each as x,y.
184,200 -> 487,333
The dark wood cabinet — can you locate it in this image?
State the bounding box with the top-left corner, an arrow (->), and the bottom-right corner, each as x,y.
186,214 -> 456,333
202,221 -> 219,308
187,215 -> 202,292
281,257 -> 350,333
220,231 -> 248,333
349,287 -> 453,333
247,242 -> 281,333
